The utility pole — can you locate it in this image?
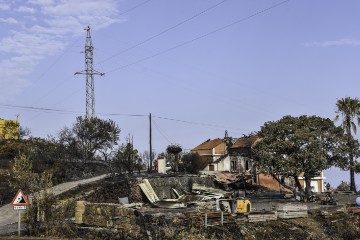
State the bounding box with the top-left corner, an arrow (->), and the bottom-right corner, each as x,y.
75,26 -> 104,119
149,113 -> 153,173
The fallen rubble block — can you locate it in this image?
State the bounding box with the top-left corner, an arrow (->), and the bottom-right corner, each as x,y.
274,202 -> 308,219
277,211 -> 308,219
248,211 -> 277,222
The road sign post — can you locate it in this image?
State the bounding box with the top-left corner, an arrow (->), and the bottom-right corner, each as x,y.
18,210 -> 20,236
11,189 -> 29,237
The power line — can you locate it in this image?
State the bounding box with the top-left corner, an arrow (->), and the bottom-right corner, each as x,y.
97,112 -> 147,117
106,0 -> 290,74
0,103 -> 250,132
153,115 -> 249,132
118,0 -> 152,16
100,0 -> 228,63
0,104 -> 146,117
0,104 -> 82,114
152,119 -> 175,144
91,0 -> 153,29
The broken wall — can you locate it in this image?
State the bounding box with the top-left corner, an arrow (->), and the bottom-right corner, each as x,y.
83,176 -> 215,204
147,176 -> 215,199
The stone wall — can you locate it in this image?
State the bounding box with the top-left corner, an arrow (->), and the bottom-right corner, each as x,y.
75,201 -> 139,230
147,176 -> 215,199
75,201 -> 143,239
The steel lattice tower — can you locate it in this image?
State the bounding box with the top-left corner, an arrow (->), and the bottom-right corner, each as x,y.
75,26 -> 104,119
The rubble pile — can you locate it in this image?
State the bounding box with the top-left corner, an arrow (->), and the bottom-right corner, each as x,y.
63,175 -> 360,239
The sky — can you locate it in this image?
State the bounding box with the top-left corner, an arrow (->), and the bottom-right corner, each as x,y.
0,0 -> 359,188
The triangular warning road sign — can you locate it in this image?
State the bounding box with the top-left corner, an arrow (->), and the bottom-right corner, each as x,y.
11,189 -> 29,206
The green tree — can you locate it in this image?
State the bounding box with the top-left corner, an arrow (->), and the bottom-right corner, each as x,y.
58,127 -> 82,162
182,152 -> 203,174
61,116 -> 120,161
10,153 -> 34,192
113,140 -> 141,174
0,120 -> 19,140
166,144 -> 182,172
252,115 -> 347,200
334,97 -> 360,192
336,181 -> 350,191
355,163 -> 360,174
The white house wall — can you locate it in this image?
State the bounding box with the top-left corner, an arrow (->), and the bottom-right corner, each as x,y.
229,156 -> 253,172
216,155 -> 231,171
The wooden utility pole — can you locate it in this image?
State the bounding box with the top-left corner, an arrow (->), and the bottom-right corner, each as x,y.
149,113 -> 153,173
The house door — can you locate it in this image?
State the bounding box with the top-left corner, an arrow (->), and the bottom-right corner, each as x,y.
209,165 -> 215,171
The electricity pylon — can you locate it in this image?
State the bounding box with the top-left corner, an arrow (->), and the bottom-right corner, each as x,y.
75,26 -> 104,119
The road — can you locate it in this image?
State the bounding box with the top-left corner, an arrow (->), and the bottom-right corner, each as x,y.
0,174 -> 109,233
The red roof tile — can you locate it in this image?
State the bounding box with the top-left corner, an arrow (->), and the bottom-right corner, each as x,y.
192,138 -> 224,151
231,135 -> 260,148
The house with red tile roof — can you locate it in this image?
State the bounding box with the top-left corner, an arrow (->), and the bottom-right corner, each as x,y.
191,138 -> 227,171
191,135 -> 259,173
192,134 -> 326,193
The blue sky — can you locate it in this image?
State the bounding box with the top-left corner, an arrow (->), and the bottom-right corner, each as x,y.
0,0 -> 359,188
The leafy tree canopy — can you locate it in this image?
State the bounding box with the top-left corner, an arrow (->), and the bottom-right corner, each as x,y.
252,115 -> 348,200
182,152 -> 203,174
166,144 -> 182,155
113,141 -> 142,174
62,116 -> 120,161
0,120 -> 19,140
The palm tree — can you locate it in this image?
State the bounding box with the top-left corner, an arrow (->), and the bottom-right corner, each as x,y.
335,97 -> 360,192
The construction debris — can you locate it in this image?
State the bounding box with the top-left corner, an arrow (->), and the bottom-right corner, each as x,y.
192,183 -> 228,200
152,200 -> 186,209
213,172 -> 251,186
319,205 -> 346,217
320,191 -> 337,205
